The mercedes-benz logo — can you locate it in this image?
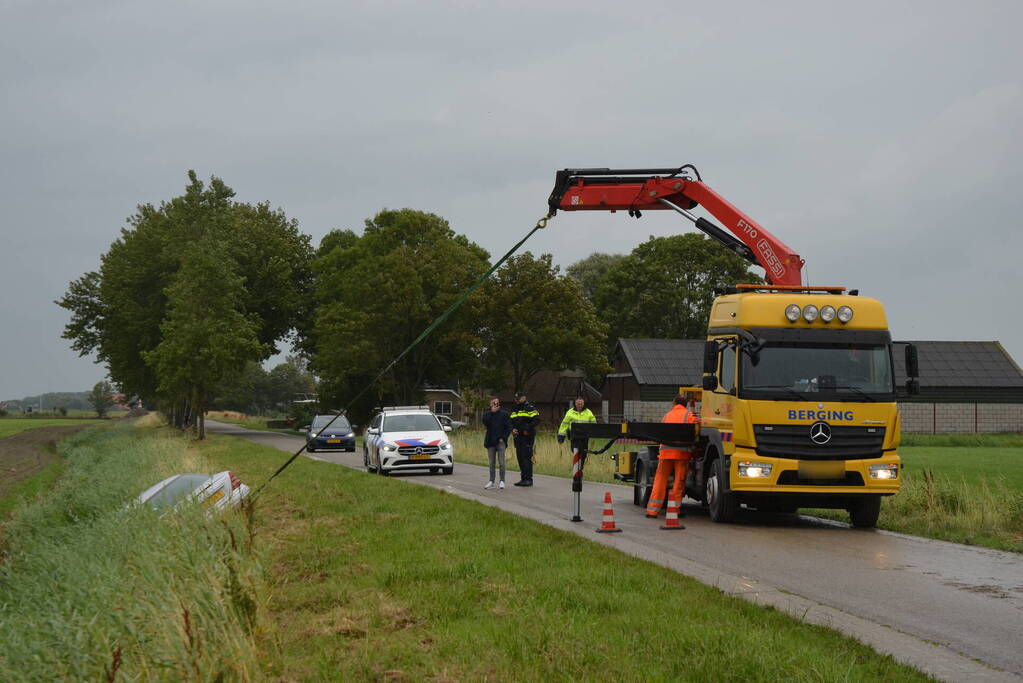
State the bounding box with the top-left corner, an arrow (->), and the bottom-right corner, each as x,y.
415,446 -> 424,454
809,421 -> 832,445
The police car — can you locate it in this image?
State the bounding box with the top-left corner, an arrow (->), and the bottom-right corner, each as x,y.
363,406 -> 454,475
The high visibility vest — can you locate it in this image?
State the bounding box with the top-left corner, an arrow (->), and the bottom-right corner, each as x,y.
659,404 -> 698,460
558,407 -> 596,436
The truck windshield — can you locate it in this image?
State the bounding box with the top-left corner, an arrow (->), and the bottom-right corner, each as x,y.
741,343 -> 894,400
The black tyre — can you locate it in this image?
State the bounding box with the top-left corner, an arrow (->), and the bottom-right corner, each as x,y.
706,458 -> 738,523
364,448 -> 373,472
307,444 -> 316,453
633,461 -> 652,507
848,496 -> 881,528
442,467 -> 454,475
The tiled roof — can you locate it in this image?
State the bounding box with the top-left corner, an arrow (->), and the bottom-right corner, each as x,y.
617,338 -> 1023,390
893,341 -> 1023,387
616,339 -> 705,386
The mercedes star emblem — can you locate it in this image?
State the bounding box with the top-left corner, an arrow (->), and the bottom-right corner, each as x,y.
415,446 -> 424,454
809,421 -> 832,445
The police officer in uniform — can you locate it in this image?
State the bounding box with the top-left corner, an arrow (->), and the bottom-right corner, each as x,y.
510,392 -> 540,486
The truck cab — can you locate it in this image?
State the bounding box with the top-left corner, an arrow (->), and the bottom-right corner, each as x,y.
694,286 -> 911,527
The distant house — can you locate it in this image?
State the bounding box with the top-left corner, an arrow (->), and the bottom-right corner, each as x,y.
604,338 -> 1023,433
493,370 -> 602,427
421,387 -> 467,422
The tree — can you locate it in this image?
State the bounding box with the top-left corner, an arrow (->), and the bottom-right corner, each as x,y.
143,238 -> 266,439
566,252 -> 626,300
89,381 -> 116,418
477,252 -> 609,393
592,233 -> 762,343
57,171 -> 312,433
301,210 -> 491,425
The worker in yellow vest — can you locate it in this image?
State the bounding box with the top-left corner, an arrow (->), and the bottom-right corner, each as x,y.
646,395 -> 699,518
557,396 -> 596,454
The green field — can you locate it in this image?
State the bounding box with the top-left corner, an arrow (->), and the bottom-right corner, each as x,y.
0,418 -> 98,439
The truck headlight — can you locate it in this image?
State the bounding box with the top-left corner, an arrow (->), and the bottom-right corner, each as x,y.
738,461 -> 773,478
382,444 -> 397,452
802,305 -> 819,322
820,305 -> 836,322
838,305 -> 854,323
785,304 -> 801,322
869,464 -> 898,479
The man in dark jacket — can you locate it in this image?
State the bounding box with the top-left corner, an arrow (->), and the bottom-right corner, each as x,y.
481,397 -> 512,489
509,392 -> 540,486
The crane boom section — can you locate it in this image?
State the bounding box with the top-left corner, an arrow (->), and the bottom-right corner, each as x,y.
548,169 -> 804,286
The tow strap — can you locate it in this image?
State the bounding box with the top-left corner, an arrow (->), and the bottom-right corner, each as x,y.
254,213 -> 553,497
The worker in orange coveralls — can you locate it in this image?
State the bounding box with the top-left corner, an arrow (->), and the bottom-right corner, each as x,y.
646,395 -> 699,518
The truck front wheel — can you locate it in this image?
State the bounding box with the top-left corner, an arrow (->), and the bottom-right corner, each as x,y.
706,458 -> 738,523
848,497 -> 881,528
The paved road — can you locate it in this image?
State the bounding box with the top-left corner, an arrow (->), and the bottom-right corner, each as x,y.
208,420 -> 1022,682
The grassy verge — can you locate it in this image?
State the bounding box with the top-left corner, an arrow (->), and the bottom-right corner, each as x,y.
0,461 -> 64,519
206,410 -> 303,435
0,418 -> 100,439
0,421 -> 267,680
196,433 -> 926,681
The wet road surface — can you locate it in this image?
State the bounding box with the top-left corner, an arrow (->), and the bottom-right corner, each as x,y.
208,420 -> 1023,681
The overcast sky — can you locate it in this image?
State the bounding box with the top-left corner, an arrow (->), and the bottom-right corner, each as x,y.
2,0 -> 1021,399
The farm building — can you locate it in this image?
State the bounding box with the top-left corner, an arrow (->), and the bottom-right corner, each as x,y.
602,338 -> 1023,433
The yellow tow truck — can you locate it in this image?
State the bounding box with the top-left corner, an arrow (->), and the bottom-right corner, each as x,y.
553,166 -> 920,527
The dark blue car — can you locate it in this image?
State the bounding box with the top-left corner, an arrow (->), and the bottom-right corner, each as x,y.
305,414 -> 356,452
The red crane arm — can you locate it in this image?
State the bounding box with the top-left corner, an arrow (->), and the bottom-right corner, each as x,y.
547,168 -> 804,286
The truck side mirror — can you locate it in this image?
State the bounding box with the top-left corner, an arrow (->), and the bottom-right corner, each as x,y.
703,340 -> 719,374
905,344 -> 919,378
702,375 -> 718,391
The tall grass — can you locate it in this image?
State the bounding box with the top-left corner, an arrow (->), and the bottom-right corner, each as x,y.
901,432 -> 1023,447
450,428 -> 622,483
0,423 -> 268,681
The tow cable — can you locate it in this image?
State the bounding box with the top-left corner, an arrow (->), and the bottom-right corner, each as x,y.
253,213 -> 553,498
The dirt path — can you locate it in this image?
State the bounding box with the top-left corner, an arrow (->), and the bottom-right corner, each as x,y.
0,426 -> 87,499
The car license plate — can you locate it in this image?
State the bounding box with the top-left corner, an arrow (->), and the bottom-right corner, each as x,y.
202,489 -> 225,507
410,453 -> 430,460
798,461 -> 844,479
327,439 -> 341,443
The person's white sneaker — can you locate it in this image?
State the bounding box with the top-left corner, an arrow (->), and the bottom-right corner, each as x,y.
484,481 -> 494,490
498,480 -> 505,489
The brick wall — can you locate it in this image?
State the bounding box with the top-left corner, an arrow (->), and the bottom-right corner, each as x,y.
899,402 -> 1023,433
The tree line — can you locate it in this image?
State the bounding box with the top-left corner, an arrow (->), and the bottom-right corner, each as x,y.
59,172 -> 758,435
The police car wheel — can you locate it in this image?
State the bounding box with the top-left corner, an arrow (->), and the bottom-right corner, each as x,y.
442,467 -> 454,475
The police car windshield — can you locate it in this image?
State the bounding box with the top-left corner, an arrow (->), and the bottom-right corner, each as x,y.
741,344 -> 894,400
383,413 -> 441,432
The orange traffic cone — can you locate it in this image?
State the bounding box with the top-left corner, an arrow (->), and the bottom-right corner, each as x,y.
595,491 -> 622,533
660,495 -> 685,530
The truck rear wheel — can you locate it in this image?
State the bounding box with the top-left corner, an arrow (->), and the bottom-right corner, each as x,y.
706,458 -> 738,523
633,461 -> 652,507
848,496 -> 881,528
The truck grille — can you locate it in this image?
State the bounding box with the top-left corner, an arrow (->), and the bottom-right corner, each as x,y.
776,470 -> 866,486
397,445 -> 440,457
753,425 -> 885,461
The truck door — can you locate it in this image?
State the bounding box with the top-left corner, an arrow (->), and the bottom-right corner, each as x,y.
703,337 -> 738,433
